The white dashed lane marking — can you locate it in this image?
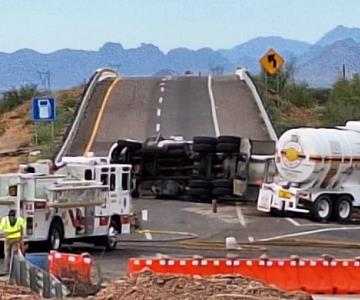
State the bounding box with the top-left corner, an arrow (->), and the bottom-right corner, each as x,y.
258,226 -> 360,242
286,217 -> 300,227
157,108 -> 161,117
156,123 -> 161,132
286,217 -> 330,227
159,97 -> 163,104
235,203 -> 247,228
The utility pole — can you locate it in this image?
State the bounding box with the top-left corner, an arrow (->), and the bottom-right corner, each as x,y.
37,70 -> 51,92
342,64 -> 346,80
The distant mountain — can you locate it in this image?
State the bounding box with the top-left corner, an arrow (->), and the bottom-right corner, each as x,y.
219,36 -> 311,65
295,39 -> 360,87
316,25 -> 360,46
1,25 -> 360,90
165,47 -> 231,74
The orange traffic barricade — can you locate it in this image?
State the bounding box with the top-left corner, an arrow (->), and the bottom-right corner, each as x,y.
49,251 -> 93,282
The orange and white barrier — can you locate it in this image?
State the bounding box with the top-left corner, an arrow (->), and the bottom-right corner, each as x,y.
128,257 -> 360,294
49,251 -> 93,283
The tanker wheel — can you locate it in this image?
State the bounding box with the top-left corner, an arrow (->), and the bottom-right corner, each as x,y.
334,195 -> 352,223
312,195 -> 332,222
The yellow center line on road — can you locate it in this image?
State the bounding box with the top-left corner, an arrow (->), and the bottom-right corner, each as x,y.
83,77 -> 121,155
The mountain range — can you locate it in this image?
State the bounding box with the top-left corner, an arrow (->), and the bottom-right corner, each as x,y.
1,25 -> 360,90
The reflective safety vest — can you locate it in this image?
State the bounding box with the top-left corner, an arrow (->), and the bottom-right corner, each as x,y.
0,216 -> 25,239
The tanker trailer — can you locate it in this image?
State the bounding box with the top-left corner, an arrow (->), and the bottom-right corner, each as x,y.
257,121 -> 360,222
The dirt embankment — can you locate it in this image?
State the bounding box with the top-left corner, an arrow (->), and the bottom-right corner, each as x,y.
0,102 -> 33,173
0,87 -> 82,173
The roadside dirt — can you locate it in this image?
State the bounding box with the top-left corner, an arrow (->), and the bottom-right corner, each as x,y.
89,270 -> 311,300
0,281 -> 40,300
0,87 -> 82,173
0,101 -> 33,173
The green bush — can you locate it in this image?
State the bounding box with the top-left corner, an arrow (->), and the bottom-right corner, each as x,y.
324,76 -> 360,125
283,83 -> 314,108
0,85 -> 37,115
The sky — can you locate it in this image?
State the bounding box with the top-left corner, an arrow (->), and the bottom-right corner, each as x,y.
1,0 -> 360,53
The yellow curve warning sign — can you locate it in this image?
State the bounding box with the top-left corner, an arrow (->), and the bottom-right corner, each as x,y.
259,48 -> 284,75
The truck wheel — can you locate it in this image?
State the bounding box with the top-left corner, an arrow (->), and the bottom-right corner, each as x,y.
193,143 -> 215,153
117,140 -> 142,150
217,136 -> 241,145
188,187 -> 211,197
212,187 -> 232,197
212,179 -> 232,188
105,220 -> 119,251
334,196 -> 352,222
312,195 -> 333,222
193,136 -> 217,145
189,180 -> 211,188
48,222 -> 63,251
216,143 -> 239,153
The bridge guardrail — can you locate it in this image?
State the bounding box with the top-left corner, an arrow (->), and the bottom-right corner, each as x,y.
54,68 -> 118,165
236,69 -> 278,141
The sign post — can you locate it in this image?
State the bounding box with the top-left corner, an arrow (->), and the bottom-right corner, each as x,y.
259,48 -> 285,103
32,97 -> 56,151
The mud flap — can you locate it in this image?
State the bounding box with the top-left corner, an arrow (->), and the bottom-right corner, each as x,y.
233,179 -> 247,196
257,186 -> 273,212
121,223 -> 131,234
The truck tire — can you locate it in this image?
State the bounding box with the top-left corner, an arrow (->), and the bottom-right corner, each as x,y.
48,222 -> 63,251
142,146 -> 165,154
212,187 -> 232,197
188,187 -> 210,197
216,143 -> 239,153
193,136 -> 217,145
312,195 -> 333,222
193,143 -> 215,153
212,179 -> 232,188
104,220 -> 119,251
217,136 -> 241,145
117,140 -> 142,150
166,149 -> 187,157
334,196 -> 352,223
189,180 -> 211,188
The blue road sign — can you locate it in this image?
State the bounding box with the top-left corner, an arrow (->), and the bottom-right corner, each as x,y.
32,97 -> 56,122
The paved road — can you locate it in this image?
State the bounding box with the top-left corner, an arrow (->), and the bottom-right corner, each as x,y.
212,75 -> 270,140
92,78 -> 159,155
160,76 -> 215,139
44,198 -> 360,280
67,78 -> 115,156
66,74 -> 274,157
2,197 -> 358,300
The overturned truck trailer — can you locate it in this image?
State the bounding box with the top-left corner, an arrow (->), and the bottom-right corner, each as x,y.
108,135 -> 275,201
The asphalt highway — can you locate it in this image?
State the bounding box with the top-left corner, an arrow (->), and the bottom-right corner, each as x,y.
55,198 -> 360,280
65,74 -> 273,157
212,75 -> 270,140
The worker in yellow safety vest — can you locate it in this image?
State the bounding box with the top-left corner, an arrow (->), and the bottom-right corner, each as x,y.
0,209 -> 26,273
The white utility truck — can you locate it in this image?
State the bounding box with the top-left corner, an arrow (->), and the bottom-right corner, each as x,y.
0,156 -> 133,251
257,121 -> 360,222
